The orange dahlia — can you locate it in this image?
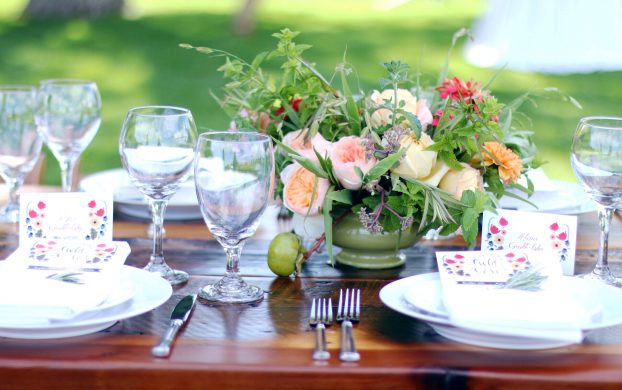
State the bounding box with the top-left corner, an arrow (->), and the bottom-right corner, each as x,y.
482,141 -> 522,183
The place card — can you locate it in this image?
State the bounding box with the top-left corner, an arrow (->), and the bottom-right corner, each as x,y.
19,193 -> 113,244
480,209 -> 577,276
5,239 -> 130,274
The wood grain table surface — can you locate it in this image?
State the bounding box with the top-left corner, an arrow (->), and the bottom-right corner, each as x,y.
1,201 -> 622,390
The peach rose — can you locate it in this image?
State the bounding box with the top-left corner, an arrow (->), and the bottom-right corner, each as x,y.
282,129 -> 332,161
330,136 -> 377,190
370,89 -> 433,130
391,132 -> 437,180
281,162 -> 330,216
439,163 -> 484,200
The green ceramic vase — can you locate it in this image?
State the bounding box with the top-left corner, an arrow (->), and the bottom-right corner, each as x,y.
332,213 -> 420,269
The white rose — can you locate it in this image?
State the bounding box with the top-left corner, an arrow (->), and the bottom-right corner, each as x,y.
439,163 -> 484,200
391,132 -> 437,180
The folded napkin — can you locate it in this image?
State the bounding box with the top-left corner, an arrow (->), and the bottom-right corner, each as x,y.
0,240 -> 131,326
436,249 -> 602,342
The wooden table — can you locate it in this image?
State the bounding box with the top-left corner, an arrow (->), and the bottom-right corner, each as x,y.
2,206 -> 622,390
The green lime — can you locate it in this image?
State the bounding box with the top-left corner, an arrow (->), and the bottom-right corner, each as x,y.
267,232 -> 303,276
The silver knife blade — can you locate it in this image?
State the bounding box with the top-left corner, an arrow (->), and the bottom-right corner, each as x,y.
152,294 -> 197,357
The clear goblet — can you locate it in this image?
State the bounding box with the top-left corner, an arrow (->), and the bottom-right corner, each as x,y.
119,106 -> 198,285
194,131 -> 274,303
0,86 -> 43,223
571,116 -> 622,287
36,79 -> 101,192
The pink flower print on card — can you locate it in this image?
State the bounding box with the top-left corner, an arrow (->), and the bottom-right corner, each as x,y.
549,222 -> 570,262
24,201 -> 47,238
91,242 -> 118,263
485,216 -> 509,250
28,240 -> 59,261
86,200 -> 109,240
504,251 -> 531,277
441,254 -> 470,277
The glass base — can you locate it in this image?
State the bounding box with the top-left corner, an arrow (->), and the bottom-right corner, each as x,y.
0,208 -> 19,224
199,276 -> 264,303
144,263 -> 189,285
578,271 -> 622,288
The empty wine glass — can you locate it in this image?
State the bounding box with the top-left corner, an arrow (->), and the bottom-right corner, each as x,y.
36,79 -> 101,192
194,131 -> 274,303
571,116 -> 622,287
120,106 -> 197,285
0,86 -> 42,223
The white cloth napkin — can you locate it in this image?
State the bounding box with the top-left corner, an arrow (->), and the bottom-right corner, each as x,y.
442,277 -> 602,342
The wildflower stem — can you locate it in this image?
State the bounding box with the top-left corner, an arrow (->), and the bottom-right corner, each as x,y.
302,212 -> 348,260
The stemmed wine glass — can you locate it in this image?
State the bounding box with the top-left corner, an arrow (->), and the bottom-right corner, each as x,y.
0,86 -> 43,223
194,131 -> 274,303
36,79 -> 101,192
119,106 -> 198,285
571,116 -> 622,287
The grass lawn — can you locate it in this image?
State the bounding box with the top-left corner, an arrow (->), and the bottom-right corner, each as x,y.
1,0 -> 620,184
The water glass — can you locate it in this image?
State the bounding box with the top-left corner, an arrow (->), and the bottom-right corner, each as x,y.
119,106 -> 197,285
36,79 -> 101,191
0,86 -> 42,223
194,131 -> 274,303
571,116 -> 622,287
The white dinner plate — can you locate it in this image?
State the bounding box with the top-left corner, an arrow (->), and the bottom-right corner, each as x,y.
0,265 -> 172,339
379,273 -> 622,350
499,180 -> 596,215
79,169 -> 202,220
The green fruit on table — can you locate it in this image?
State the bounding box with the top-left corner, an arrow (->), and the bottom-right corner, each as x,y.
267,232 -> 305,277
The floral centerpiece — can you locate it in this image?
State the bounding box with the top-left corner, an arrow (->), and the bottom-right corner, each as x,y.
182,29 -> 544,274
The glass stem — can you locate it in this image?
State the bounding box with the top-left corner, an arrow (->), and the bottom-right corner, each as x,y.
149,199 -> 168,267
6,176 -> 23,213
594,204 -> 614,276
59,158 -> 77,192
224,245 -> 243,277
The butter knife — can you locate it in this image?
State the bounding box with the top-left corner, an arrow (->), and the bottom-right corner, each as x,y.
152,294 -> 197,358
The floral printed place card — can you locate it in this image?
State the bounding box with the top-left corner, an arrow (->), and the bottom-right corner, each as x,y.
481,209 -> 577,276
19,193 -> 113,244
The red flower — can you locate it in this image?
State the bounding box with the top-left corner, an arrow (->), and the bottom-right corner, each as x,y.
97,243 -> 106,247
436,77 -> 482,102
29,210 -> 38,218
95,208 -> 105,217
275,98 -> 302,118
506,252 -> 515,258
550,223 -> 559,231
455,254 -> 464,259
35,244 -> 45,248
37,201 -> 46,209
499,217 -> 508,227
490,225 -> 500,234
558,232 -> 567,241
516,257 -> 526,262
104,248 -> 114,252
88,200 -> 97,208
445,259 -> 456,264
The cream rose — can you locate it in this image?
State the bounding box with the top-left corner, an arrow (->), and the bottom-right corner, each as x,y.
419,160 -> 451,187
391,132 -> 437,180
281,162 -> 330,216
370,89 -> 433,129
282,128 -> 332,161
438,163 -> 485,200
330,136 -> 376,190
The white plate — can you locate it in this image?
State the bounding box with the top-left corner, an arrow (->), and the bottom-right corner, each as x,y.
0,265 -> 172,339
499,180 -> 596,215
379,273 -> 622,349
79,169 -> 202,221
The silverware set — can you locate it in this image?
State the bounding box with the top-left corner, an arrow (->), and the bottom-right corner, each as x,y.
309,288 -> 361,362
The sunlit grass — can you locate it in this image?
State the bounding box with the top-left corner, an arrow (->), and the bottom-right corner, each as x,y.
1,0 -> 620,184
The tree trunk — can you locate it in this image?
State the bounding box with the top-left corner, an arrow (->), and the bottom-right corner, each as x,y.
22,0 -> 124,20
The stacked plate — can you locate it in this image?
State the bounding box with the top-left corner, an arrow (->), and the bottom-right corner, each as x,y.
79,169 -> 202,220
0,265 -> 172,339
379,273 -> 622,349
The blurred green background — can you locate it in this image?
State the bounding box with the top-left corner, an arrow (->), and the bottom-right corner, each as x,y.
1,0 -> 620,185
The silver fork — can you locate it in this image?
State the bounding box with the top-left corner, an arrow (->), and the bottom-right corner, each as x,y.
337,288 -> 361,362
309,297 -> 333,360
